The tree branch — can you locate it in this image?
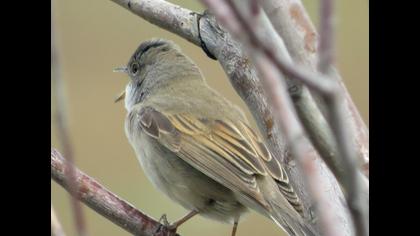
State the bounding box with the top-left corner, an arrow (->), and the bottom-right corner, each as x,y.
51,148 -> 179,236
110,0 -> 201,47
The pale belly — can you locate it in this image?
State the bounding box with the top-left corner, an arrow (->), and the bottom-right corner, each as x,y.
131,132 -> 248,223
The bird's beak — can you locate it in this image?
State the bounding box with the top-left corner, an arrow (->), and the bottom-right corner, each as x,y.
113,66 -> 128,73
113,66 -> 128,103
114,90 -> 126,103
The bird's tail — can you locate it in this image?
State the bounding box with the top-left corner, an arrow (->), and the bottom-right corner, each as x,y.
267,200 -> 319,236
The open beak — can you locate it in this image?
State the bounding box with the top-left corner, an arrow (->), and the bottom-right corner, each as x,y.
113,66 -> 128,103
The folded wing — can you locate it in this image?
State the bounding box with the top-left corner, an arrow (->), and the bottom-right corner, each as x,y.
132,106 -> 303,215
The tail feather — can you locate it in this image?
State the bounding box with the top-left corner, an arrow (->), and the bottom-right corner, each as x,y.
268,201 -> 319,236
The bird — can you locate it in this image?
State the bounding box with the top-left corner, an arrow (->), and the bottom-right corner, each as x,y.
114,38 -> 318,236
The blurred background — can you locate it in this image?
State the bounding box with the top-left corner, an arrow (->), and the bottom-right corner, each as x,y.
51,0 -> 368,235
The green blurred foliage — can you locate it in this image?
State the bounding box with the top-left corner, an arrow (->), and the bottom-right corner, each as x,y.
51,0 -> 368,235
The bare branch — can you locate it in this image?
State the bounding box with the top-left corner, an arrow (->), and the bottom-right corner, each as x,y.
260,0 -> 369,177
110,0 -> 201,47
52,204 -> 66,236
51,148 -> 180,236
51,2 -> 88,235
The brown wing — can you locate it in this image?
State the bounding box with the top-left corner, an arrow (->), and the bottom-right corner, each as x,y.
238,122 -> 304,215
134,106 -> 303,214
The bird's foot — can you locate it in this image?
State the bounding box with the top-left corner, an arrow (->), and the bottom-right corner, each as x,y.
158,214 -> 170,226
153,214 -> 177,235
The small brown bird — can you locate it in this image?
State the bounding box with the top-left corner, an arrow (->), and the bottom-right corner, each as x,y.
115,39 -> 317,236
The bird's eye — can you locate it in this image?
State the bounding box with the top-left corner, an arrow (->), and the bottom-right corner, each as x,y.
131,63 -> 139,75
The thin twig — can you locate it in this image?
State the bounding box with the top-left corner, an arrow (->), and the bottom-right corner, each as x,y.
52,204 -> 66,236
51,148 -> 180,236
51,2 -> 88,235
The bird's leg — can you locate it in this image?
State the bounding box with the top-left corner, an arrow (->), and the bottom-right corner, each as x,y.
158,214 -> 170,226
231,216 -> 239,236
153,214 -> 170,235
167,210 -> 199,230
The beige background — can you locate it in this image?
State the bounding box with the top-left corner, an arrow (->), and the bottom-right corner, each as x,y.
51,1 -> 368,235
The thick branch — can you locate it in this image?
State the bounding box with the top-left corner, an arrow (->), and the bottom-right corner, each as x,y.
51,148 -> 179,236
110,0 -> 201,47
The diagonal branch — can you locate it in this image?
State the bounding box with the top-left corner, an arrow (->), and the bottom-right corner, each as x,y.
51,148 -> 180,236
111,0 -> 201,47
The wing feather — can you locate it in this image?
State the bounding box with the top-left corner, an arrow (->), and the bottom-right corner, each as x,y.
134,106 -> 303,214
